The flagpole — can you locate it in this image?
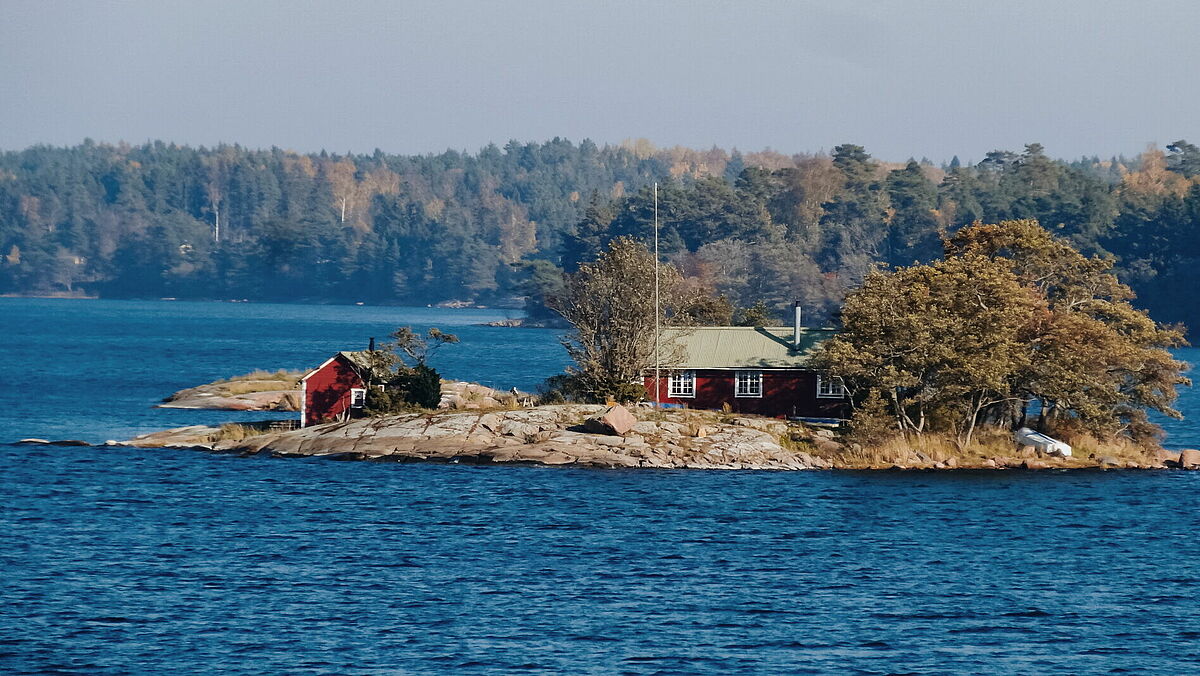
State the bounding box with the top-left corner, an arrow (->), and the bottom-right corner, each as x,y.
654,182 -> 660,409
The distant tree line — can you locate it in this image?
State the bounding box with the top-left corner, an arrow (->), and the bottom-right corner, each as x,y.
3,138 -> 1200,327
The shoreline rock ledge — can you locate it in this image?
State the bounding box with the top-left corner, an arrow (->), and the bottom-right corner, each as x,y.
120,405 -> 832,470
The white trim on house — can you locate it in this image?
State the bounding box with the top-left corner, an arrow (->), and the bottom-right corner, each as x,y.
302,352 -> 372,426
816,375 -> 847,398
734,370 -> 763,398
300,354 -> 340,383
350,388 -> 367,408
668,370 -> 696,398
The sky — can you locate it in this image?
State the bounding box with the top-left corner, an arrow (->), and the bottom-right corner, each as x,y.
2,0 -> 1198,163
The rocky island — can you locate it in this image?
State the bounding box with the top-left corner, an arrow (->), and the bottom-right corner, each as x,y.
158,370 -> 302,411
122,405 -> 831,470
116,403 -> 1194,471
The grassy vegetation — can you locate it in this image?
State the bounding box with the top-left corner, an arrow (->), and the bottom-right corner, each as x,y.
213,422 -> 272,444
803,426 -> 1161,469
210,422 -> 276,442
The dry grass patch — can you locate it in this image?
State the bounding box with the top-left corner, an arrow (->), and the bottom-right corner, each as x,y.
810,434 -> 960,469
212,370 -> 303,395
1052,430 -> 1158,466
211,423 -> 274,442
214,369 -> 302,384
807,425 -> 1162,469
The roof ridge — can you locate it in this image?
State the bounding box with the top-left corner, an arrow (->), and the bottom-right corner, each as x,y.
657,325 -> 838,369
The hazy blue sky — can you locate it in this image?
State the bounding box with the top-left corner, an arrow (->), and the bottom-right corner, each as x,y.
3,0 -> 1197,162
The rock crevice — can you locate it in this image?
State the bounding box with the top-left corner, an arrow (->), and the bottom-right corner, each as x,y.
123,405 -> 831,470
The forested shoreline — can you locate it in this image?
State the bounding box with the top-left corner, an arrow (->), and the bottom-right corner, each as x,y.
3,138 -> 1200,327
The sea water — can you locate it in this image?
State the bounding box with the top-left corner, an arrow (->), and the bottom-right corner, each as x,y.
3,298 -> 1200,674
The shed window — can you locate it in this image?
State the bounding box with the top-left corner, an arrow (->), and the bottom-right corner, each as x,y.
668,371 -> 695,398
816,376 -> 846,398
735,370 -> 762,398
350,388 -> 367,408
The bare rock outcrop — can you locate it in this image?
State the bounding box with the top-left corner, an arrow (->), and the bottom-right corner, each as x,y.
584,405 -> 637,436
159,377 -> 302,411
1180,449 -> 1200,469
120,405 -> 827,470
113,406 -> 1195,473
438,381 -> 531,410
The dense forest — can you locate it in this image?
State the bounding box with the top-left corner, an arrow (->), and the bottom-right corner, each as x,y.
3,138 -> 1200,327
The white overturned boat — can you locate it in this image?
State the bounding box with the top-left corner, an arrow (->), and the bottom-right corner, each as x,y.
1014,427 -> 1072,457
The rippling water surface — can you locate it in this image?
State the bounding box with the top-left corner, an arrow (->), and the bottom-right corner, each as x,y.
4,298 -> 1200,674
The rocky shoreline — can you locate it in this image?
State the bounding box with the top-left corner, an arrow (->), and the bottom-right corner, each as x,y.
158,389 -> 299,411
158,378 -> 300,411
116,406 -> 832,470
59,405 -> 1198,472
477,317 -> 567,328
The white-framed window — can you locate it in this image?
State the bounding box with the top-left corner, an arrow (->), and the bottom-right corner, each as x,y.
735,370 -> 762,398
350,388 -> 367,408
668,370 -> 696,398
816,375 -> 846,398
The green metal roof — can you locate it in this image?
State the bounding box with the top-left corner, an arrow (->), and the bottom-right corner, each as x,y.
660,327 -> 838,369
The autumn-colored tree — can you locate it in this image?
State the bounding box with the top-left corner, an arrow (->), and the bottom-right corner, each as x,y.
946,219 -> 1189,438
816,253 -> 1036,447
548,237 -> 701,402
819,220 -> 1189,446
734,300 -> 776,327
5,138 -> 1200,331
321,158 -> 357,224
679,293 -> 734,325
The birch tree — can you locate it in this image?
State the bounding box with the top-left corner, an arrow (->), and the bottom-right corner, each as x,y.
548,237 -> 697,402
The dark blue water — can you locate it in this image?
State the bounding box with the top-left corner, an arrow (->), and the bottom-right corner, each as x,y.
0,298 -> 565,442
4,298 -> 1200,674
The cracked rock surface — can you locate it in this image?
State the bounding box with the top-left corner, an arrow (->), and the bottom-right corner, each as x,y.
121,405 -> 831,470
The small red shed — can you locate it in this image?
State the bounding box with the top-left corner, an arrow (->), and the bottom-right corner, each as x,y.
643,310 -> 850,420
300,351 -> 378,427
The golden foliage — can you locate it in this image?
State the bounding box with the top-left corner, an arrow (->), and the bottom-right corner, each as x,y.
820,219 -> 1189,446
1120,147 -> 1191,198
620,137 -> 658,159
423,198 -> 445,220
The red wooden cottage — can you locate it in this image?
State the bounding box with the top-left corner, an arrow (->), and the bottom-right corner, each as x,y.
300,351 -> 378,427
643,307 -> 850,420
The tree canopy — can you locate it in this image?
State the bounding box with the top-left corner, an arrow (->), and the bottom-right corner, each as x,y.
362,326 -> 459,414
547,237 -> 710,402
817,220 -> 1189,447
4,139 -> 1200,329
